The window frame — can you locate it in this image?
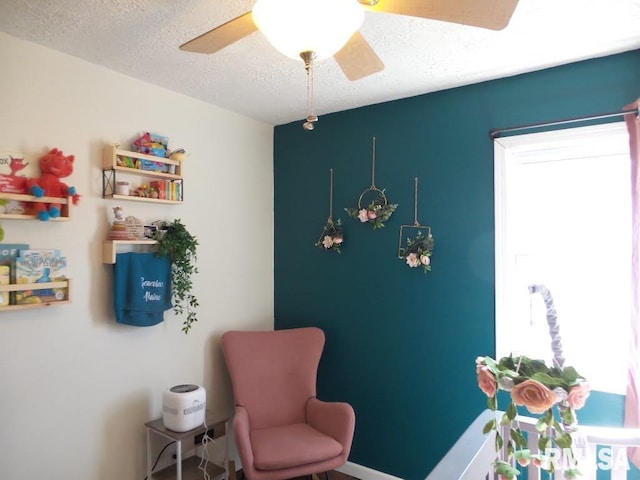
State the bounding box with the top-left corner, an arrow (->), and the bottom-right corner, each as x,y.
494,122 -> 631,394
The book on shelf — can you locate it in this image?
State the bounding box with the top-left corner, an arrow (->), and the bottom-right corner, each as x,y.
149,180 -> 182,201
0,152 -> 36,215
0,243 -> 29,306
13,249 -> 68,305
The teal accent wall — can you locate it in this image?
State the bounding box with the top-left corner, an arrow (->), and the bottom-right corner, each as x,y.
274,50 -> 640,480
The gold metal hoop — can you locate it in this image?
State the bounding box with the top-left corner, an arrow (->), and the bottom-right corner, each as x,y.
397,177 -> 433,258
397,225 -> 432,258
357,186 -> 388,209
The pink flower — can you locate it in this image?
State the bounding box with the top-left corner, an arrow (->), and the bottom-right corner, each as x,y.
567,382 -> 591,410
420,255 -> 430,265
406,253 -> 420,268
511,379 -> 556,414
357,209 -> 368,222
476,365 -> 497,397
333,236 -> 343,244
322,235 -> 333,249
367,209 -> 377,220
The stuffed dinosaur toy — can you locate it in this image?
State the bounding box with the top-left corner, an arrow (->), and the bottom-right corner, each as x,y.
28,148 -> 81,221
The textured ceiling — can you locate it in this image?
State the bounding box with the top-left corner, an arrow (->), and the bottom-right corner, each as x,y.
1,0 -> 639,126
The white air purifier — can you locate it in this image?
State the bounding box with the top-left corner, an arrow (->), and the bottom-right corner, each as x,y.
162,384 -> 206,432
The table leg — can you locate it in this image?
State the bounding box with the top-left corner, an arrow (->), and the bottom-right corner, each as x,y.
146,429 -> 153,479
176,439 -> 182,480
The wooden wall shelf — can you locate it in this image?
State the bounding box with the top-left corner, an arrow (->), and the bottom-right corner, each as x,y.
107,194 -> 181,205
102,145 -> 183,204
103,240 -> 157,264
0,279 -> 72,311
0,193 -> 72,220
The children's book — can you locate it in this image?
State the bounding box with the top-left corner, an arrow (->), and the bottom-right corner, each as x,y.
0,152 -> 31,193
14,249 -> 67,304
0,152 -> 35,214
0,244 -> 30,268
0,243 -> 29,305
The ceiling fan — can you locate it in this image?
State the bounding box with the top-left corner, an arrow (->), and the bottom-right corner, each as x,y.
180,0 -> 520,129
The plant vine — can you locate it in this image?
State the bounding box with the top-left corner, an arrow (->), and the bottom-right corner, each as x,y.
154,219 -> 199,333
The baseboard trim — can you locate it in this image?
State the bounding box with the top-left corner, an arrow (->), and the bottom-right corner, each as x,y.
336,461 -> 404,480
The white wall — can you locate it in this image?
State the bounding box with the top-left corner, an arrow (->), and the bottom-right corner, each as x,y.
0,33 -> 274,480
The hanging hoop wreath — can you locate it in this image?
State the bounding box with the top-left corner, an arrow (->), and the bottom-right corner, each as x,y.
345,137 -> 398,229
315,168 -> 344,253
398,177 -> 434,273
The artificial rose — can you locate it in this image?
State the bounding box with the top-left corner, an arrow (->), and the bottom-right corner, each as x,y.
333,236 -> 343,244
357,209 -> 368,222
511,379 -> 556,414
567,382 -> 591,410
476,364 -> 497,397
367,209 -> 377,220
406,253 -> 420,268
322,236 -> 333,249
420,255 -> 430,265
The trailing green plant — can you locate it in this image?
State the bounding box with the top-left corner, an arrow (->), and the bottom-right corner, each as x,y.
154,219 -> 199,334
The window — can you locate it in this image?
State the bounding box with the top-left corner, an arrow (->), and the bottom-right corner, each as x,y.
495,122 -> 631,394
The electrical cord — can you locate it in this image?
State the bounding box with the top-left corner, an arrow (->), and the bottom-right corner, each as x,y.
143,440 -> 176,480
198,415 -> 218,480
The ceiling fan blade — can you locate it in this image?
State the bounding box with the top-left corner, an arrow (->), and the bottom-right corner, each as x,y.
180,12 -> 257,54
334,32 -> 385,81
368,0 -> 519,31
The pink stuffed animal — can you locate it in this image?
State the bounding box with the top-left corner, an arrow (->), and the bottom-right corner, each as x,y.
27,148 -> 81,221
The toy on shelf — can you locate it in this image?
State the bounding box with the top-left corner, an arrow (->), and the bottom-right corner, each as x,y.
108,206 -> 133,240
27,148 -> 81,221
168,149 -> 186,161
131,133 -> 186,163
133,132 -> 168,157
134,183 -> 159,199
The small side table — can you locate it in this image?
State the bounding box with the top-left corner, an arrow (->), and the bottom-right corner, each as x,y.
145,412 -> 237,480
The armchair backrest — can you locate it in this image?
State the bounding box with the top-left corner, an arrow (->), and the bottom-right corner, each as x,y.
222,327 -> 325,430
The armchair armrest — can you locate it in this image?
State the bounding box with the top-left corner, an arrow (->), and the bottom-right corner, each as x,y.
232,406 -> 254,469
306,398 -> 355,455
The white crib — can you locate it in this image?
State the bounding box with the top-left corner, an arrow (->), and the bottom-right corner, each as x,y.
426,410 -> 640,480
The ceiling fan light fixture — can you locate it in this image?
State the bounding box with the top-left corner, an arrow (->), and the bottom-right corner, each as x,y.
252,0 -> 364,60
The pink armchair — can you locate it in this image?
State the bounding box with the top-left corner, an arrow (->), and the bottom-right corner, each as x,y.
221,327 -> 355,480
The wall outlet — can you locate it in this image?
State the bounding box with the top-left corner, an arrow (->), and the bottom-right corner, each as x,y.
167,444 -> 178,465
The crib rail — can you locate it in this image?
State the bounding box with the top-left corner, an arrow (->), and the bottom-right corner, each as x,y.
510,415 -> 640,480
426,410 -> 640,480
425,410 -> 497,480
